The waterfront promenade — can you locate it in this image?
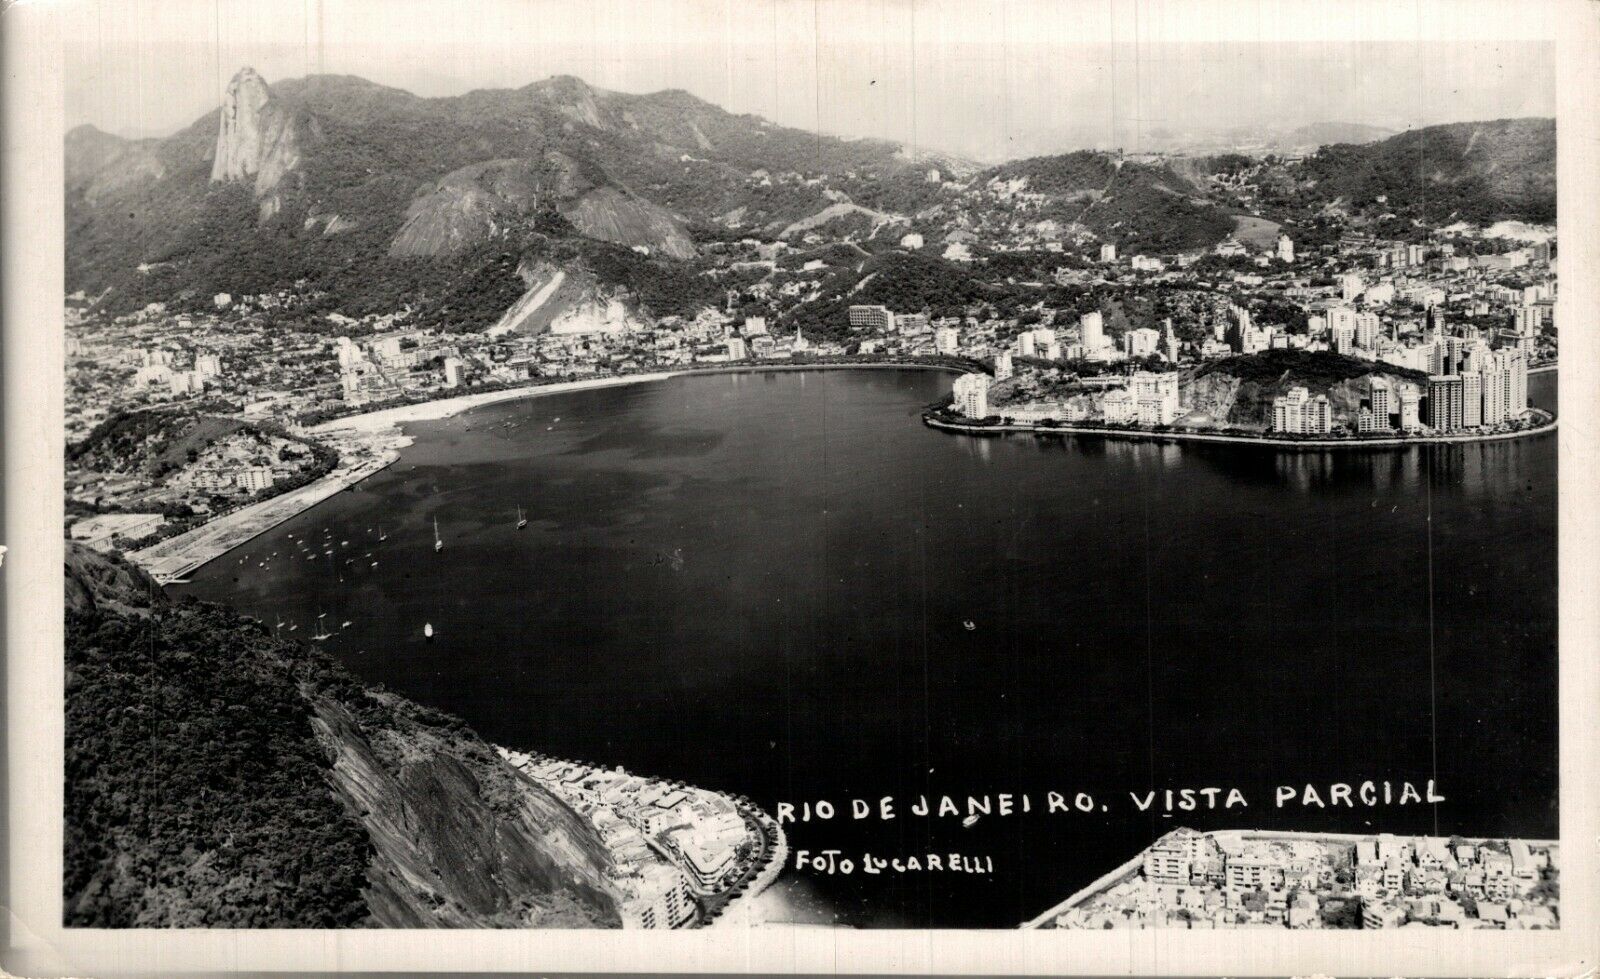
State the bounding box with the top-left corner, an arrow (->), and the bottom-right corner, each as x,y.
129,439 -> 403,584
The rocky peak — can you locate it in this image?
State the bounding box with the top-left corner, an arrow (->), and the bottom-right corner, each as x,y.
211,66 -> 304,219
212,67 -> 273,182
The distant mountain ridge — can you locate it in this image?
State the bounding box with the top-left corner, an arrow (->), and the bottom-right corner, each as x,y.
65,66 -> 972,324
1292,117 -> 1555,223
64,68 -> 1554,329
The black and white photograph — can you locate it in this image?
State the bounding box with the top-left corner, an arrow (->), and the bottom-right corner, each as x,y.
4,0 -> 1599,974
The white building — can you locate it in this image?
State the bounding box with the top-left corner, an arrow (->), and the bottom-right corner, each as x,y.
1080,311 -> 1106,356
1099,242 -> 1117,263
1130,371 -> 1181,425
1398,388 -> 1422,430
168,370 -> 202,397
1272,386 -> 1332,434
442,356 -> 465,388
1101,389 -> 1136,424
1124,327 -> 1161,358
994,351 -> 1014,381
70,513 -> 166,551
951,373 -> 990,419
1354,312 -> 1381,350
236,467 -> 274,493
847,305 -> 894,332
934,326 -> 960,355
1277,234 -> 1295,263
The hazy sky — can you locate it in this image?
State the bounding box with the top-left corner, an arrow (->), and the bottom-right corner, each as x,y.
64,0 -> 1557,162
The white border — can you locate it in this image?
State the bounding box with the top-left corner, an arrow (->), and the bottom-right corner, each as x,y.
5,0 -> 1597,974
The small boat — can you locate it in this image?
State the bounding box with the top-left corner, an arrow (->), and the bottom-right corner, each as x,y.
379,524 -> 388,541
423,622 -> 434,639
312,631 -> 333,641
341,621 -> 352,629
289,623 -> 299,632
963,620 -> 976,632
962,814 -> 980,828
517,506 -> 528,529
371,561 -> 379,567
434,518 -> 443,553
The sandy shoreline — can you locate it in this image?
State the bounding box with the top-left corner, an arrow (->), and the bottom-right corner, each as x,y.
135,364 -> 961,582
308,371 -> 682,435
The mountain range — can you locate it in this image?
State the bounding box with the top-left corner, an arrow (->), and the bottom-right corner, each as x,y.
65,67 -> 1555,331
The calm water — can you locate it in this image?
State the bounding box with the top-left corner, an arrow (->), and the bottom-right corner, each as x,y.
179,369 -> 1558,928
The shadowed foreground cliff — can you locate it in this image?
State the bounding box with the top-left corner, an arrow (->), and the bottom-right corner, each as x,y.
64,542 -> 620,927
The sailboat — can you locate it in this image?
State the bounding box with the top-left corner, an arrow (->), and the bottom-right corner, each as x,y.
379,524 -> 388,541
423,622 -> 435,640
434,517 -> 444,552
312,612 -> 333,641
517,506 -> 528,529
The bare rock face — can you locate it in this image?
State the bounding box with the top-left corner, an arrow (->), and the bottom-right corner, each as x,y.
309,694 -> 621,928
390,153 -> 696,260
211,67 -> 304,219
488,258 -> 649,337
212,67 -> 273,181
64,542 -> 165,618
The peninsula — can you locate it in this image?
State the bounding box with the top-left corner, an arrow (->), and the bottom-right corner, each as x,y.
928,349 -> 1554,449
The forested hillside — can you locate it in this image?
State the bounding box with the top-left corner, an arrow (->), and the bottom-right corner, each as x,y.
65,544 -> 621,928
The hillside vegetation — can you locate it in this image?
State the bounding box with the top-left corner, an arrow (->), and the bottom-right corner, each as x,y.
65,543 -> 621,928
1185,349 -> 1430,430
1290,118 -> 1555,224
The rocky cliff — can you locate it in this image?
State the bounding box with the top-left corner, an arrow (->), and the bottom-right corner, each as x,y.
64,542 -> 165,618
310,694 -> 621,927
1180,349 -> 1428,430
211,66 -> 306,219
64,542 -> 620,928
489,257 -> 648,336
390,154 -> 694,260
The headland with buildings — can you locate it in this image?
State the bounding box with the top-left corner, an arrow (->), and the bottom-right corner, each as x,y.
1024,827 -> 1559,931
497,748 -> 785,929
